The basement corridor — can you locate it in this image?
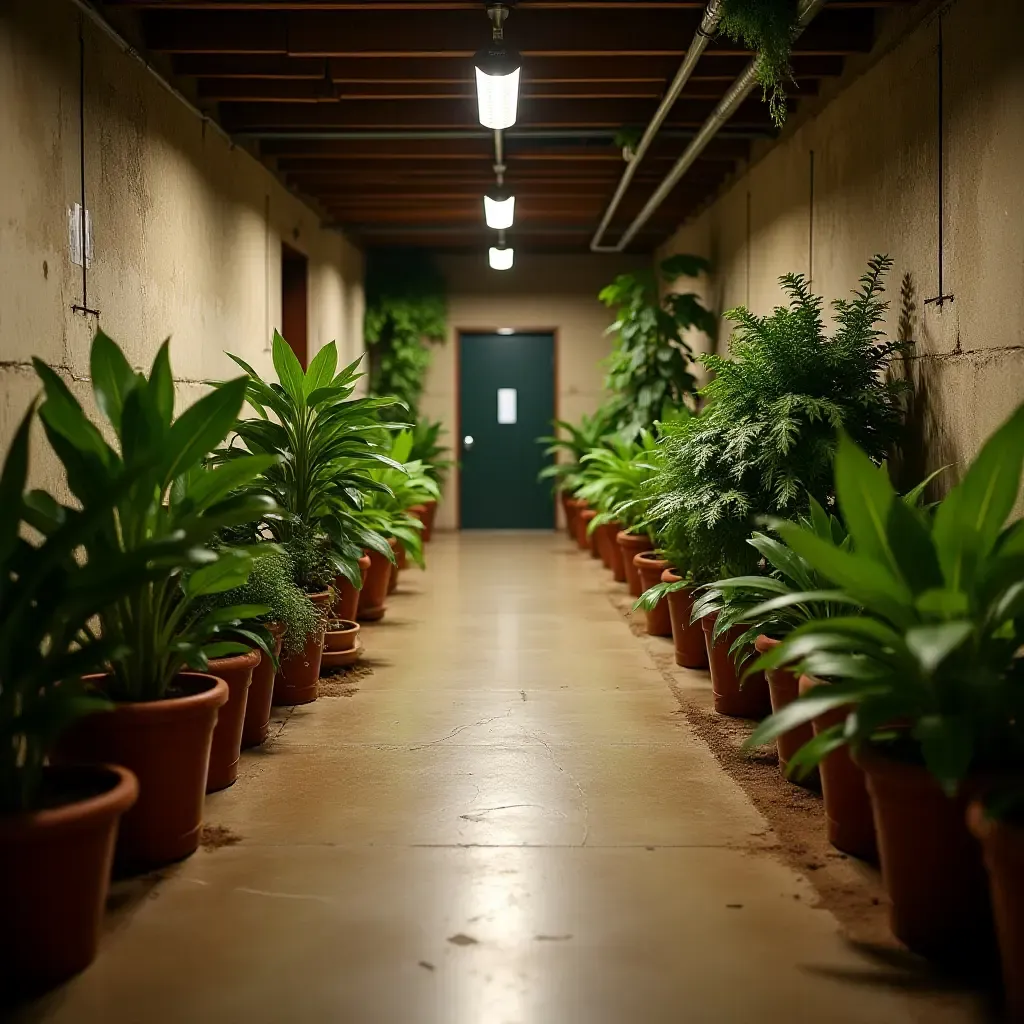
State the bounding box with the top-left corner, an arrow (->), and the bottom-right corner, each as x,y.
20,535 -> 983,1024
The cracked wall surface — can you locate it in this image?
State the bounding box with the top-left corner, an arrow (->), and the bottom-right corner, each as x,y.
658,0 -> 1024,488
0,0 -> 365,495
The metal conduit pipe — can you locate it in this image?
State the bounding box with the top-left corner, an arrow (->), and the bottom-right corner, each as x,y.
613,0 -> 827,252
590,0 -> 724,252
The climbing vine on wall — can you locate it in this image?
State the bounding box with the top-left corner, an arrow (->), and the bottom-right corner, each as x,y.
719,0 -> 800,128
364,248 -> 448,418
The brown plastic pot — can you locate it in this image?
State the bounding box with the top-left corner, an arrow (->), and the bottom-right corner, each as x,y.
409,503 -> 430,540
857,747 -> 993,964
617,532 -> 652,597
579,509 -> 600,558
560,491 -> 578,539
798,675 -> 877,860
595,521 -> 626,581
634,552 -> 672,637
206,649 -> 260,793
358,547 -> 393,622
273,590 -> 331,706
969,803 -> 1024,1016
388,536 -> 405,594
421,499 -> 438,541
701,610 -> 770,717
325,619 -> 361,653
574,503 -> 592,550
55,673 -> 228,870
664,569 -> 711,670
0,764 -> 138,994
242,623 -> 284,750
755,635 -> 816,782
333,553 -> 371,623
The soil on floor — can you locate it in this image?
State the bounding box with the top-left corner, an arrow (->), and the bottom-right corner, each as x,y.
319,662 -> 374,697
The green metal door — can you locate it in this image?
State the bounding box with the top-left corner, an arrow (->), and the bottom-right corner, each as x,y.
459,332 -> 556,529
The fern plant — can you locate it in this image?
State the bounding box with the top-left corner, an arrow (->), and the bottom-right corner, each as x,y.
646,255 -> 908,585
719,0 -> 801,128
599,254 -> 715,437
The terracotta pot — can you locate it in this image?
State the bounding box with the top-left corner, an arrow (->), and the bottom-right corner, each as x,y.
560,491 -> 577,539
0,764 -> 138,993
325,619 -> 361,653
595,521 -> 626,581
634,552 -> 672,637
969,803 -> 1024,1016
333,554 -> 371,623
358,548 -> 393,622
663,569 -> 711,670
205,649 -> 260,793
55,673 -> 228,870
409,503 -> 430,541
423,499 -> 438,541
574,503 -> 592,550
701,610 -> 770,717
756,635 -> 816,781
798,675 -> 877,859
579,509 -> 600,558
242,623 -> 284,749
273,590 -> 330,706
857,747 -> 993,964
617,531 -> 652,597
388,536 -> 405,594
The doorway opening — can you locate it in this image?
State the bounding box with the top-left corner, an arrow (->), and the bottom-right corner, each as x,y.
458,331 -> 557,529
281,242 -> 309,368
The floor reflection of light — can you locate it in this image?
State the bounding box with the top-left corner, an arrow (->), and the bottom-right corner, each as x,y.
449,853 -> 532,1024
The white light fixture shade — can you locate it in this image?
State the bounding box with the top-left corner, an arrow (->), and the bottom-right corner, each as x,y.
488,246 -> 514,271
484,192 -> 516,229
474,46 -> 521,130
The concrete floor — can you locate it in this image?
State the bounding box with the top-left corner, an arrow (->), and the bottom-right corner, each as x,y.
20,534 -> 985,1024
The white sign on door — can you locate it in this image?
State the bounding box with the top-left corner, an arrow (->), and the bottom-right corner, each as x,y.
497,388 -> 517,425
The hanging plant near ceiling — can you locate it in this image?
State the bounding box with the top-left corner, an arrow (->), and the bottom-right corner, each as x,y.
364,248 -> 448,419
598,253 -> 716,438
719,0 -> 800,128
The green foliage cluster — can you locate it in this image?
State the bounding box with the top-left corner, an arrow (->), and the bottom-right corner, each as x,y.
409,418 -> 453,488
575,430 -> 661,534
538,407 -> 619,495
719,0 -> 801,127
599,254 -> 715,437
749,412 -> 1024,795
364,248 -> 448,418
647,255 -> 908,584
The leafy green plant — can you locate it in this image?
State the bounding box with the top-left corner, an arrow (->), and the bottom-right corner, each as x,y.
599,254 -> 715,437
33,332 -> 277,703
646,255 -> 908,586
218,333 -> 402,589
364,248 -> 448,418
719,0 -> 800,127
537,407 -> 619,495
748,411 -> 1024,794
575,431 -> 661,534
0,405 -> 174,811
409,417 -> 453,489
357,430 -> 440,569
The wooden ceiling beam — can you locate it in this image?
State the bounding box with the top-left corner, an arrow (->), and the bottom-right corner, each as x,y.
219,96 -> 781,131
172,53 -> 846,82
114,1 -> 905,9
142,9 -> 873,58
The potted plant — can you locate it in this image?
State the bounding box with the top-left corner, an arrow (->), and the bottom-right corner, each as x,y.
36,332 -> 276,870
748,413 -> 1024,964
576,431 -> 660,593
408,417 -> 452,541
643,257 -> 908,711
0,405 -> 146,992
218,334 -> 401,700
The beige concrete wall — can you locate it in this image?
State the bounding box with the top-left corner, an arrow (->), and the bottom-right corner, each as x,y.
658,0 -> 1024,487
421,253 -> 650,529
0,0 -> 364,494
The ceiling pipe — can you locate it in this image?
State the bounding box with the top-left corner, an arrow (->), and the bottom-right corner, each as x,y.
610,0 -> 827,252
590,0 -> 724,252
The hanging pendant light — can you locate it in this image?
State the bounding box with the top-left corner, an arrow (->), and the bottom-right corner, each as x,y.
484,187 -> 516,230
475,5 -> 521,130
488,246 -> 514,271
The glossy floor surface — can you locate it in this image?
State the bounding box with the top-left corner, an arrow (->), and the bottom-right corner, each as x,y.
20,534 -> 984,1023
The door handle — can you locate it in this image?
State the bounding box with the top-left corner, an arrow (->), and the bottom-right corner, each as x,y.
463,435 -> 475,451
